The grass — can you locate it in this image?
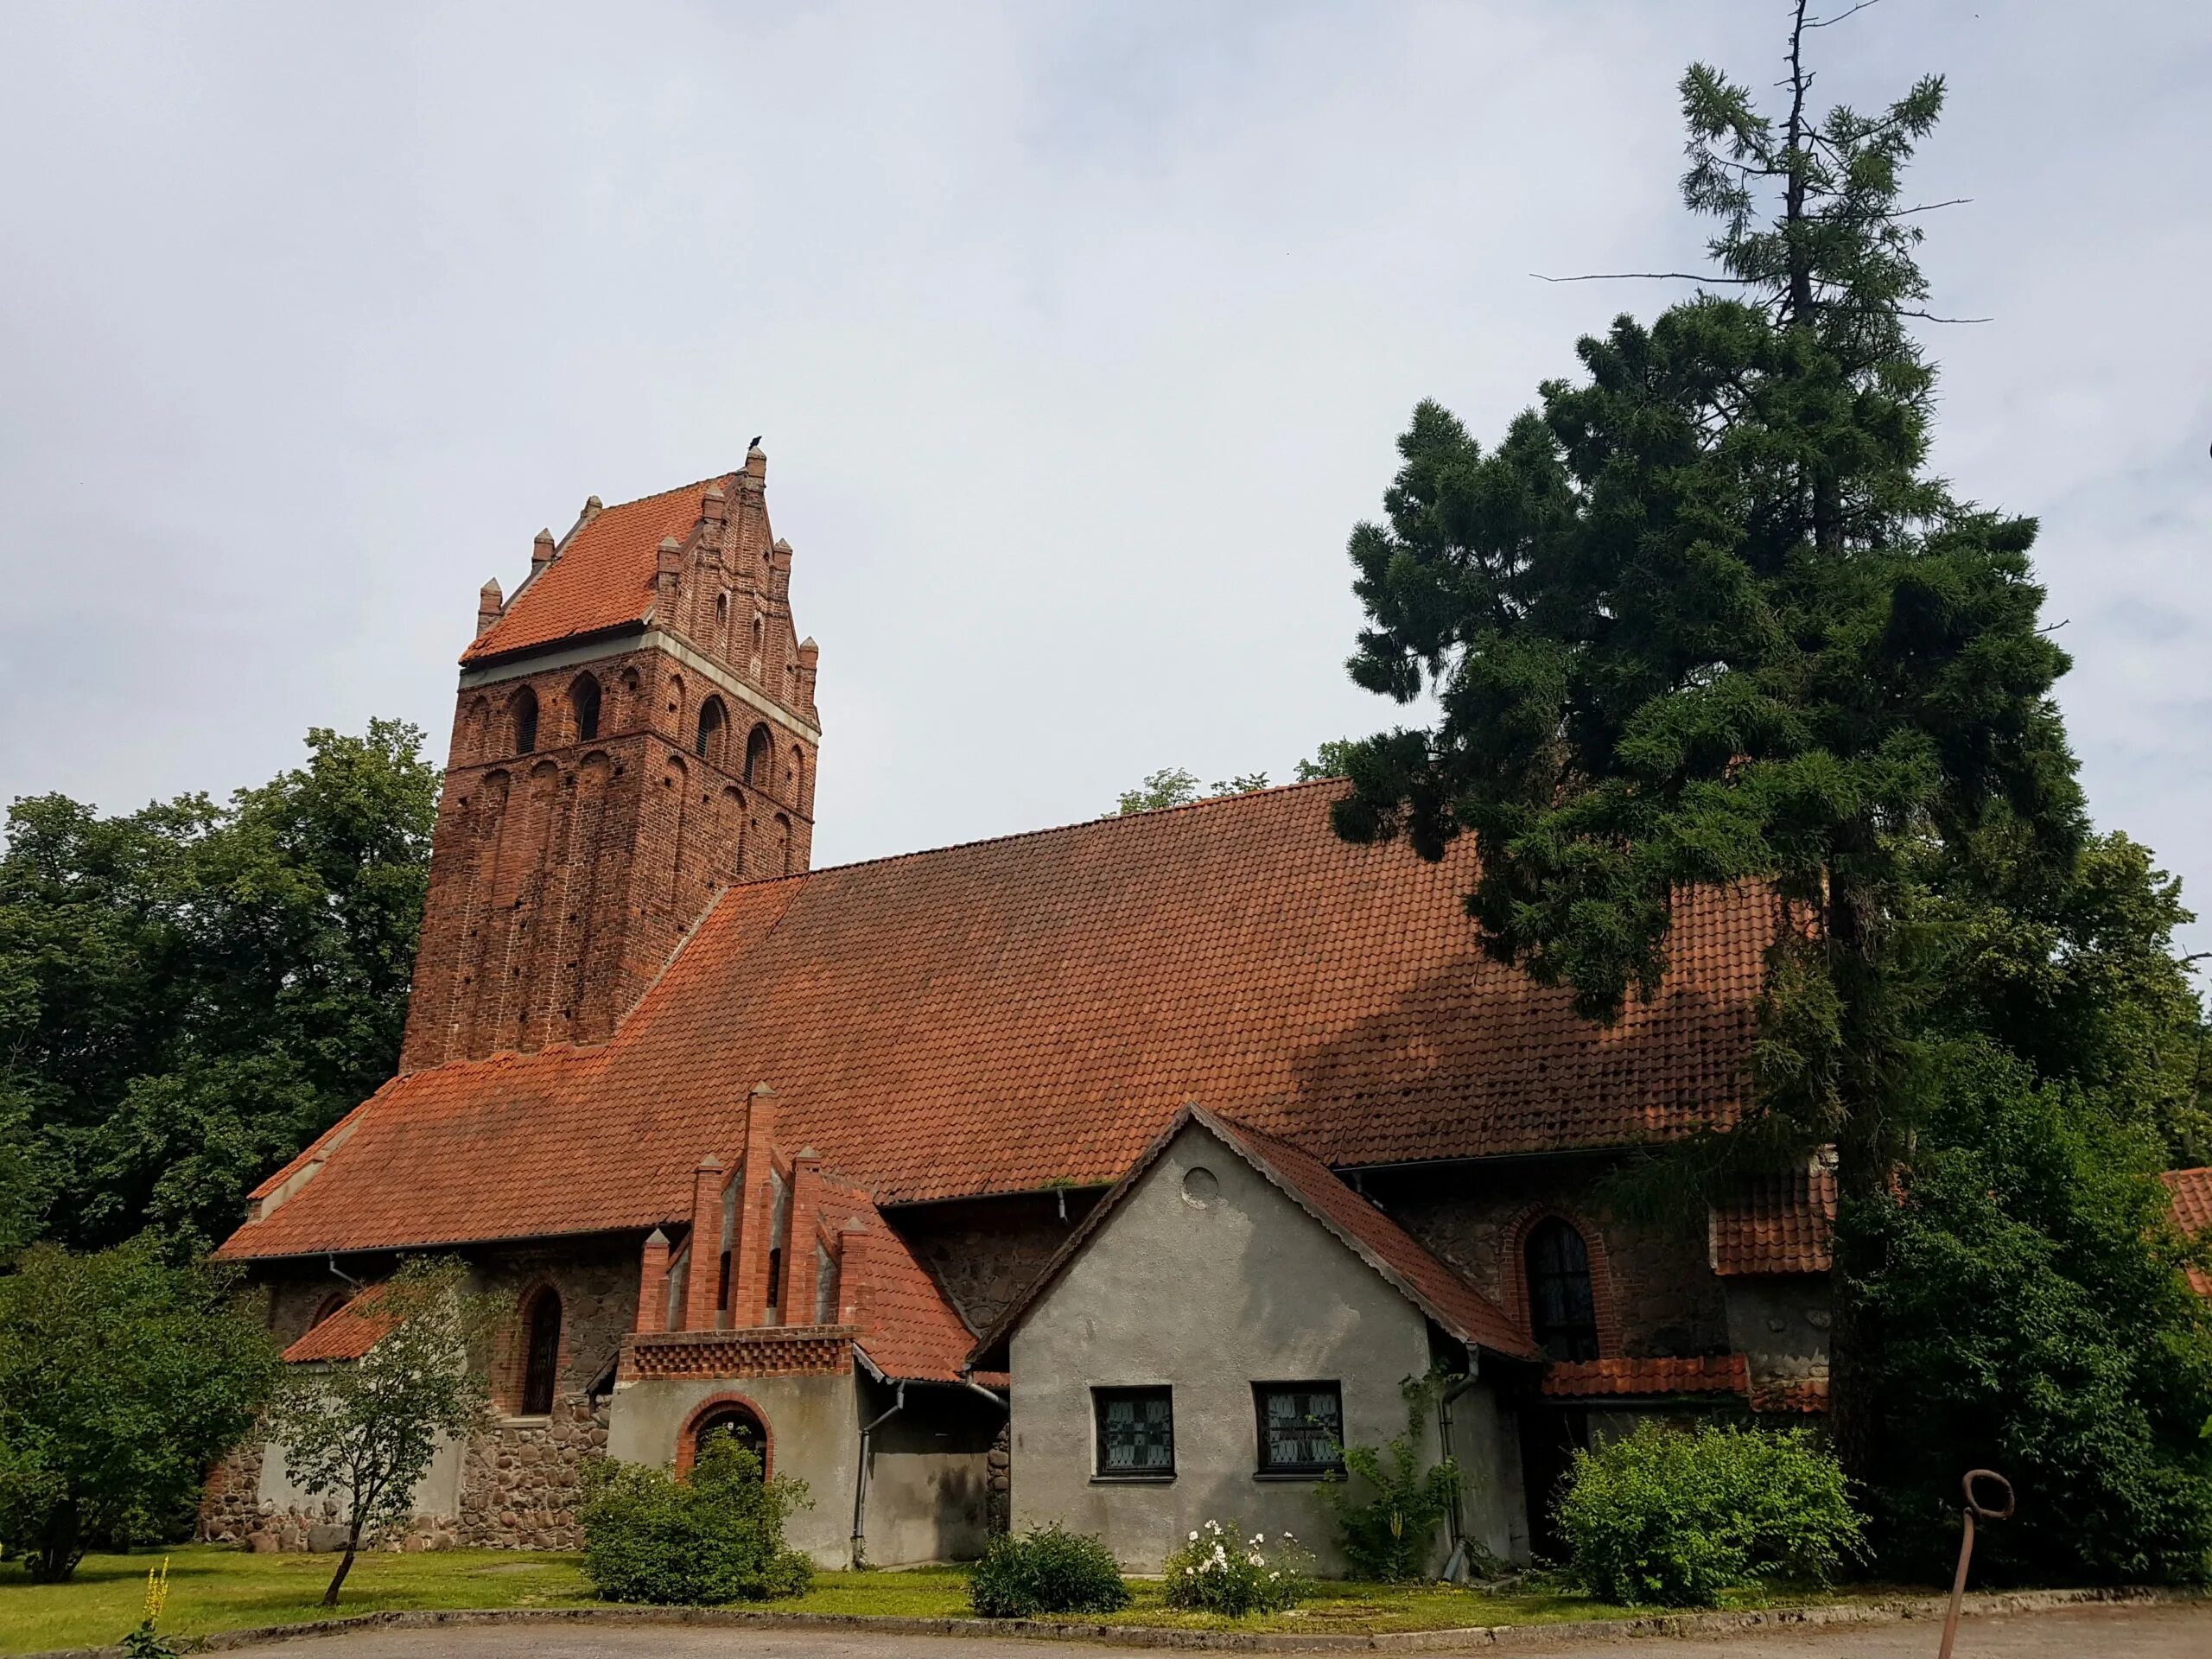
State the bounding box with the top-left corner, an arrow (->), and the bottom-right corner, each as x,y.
0,1546 -> 1822,1656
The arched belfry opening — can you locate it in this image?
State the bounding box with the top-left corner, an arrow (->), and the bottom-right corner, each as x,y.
696,696 -> 728,765
743,724 -> 773,787
569,675 -> 601,742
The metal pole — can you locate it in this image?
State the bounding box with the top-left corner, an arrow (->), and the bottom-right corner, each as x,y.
1936,1469 -> 2014,1659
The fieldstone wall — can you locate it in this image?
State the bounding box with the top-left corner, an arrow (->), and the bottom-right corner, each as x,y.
206,1239 -> 643,1551
889,1191 -> 1098,1332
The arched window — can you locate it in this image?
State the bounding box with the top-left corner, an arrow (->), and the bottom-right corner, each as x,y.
690,1402 -> 766,1476
695,696 -> 727,763
773,814 -> 792,875
790,747 -> 806,809
569,675 -> 601,742
511,688 -> 539,756
310,1291 -> 351,1329
743,724 -> 773,787
1525,1218 -> 1599,1362
519,1287 -> 562,1415
715,591 -> 729,640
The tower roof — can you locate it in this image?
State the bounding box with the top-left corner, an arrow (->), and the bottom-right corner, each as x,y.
463,474 -> 740,664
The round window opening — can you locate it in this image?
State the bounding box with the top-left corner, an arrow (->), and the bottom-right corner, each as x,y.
1182,1166 -> 1220,1207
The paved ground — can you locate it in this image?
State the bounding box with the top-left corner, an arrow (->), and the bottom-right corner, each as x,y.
237,1603 -> 2212,1659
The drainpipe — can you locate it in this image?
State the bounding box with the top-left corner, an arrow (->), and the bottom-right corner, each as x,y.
1436,1359 -> 1482,1581
850,1381 -> 905,1569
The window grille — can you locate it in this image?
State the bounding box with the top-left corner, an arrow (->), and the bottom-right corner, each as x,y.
1093,1386 -> 1173,1478
1254,1382 -> 1344,1475
1527,1217 -> 1600,1360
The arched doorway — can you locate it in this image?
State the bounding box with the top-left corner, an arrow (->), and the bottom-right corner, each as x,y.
683,1399 -> 768,1478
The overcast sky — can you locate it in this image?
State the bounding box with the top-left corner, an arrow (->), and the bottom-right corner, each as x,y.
2,2 -> 2207,950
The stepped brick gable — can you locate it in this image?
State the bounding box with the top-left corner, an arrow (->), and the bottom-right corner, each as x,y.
403,447 -> 820,1069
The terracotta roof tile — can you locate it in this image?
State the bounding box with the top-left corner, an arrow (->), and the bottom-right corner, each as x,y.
816,1176 -> 978,1384
1540,1354 -> 1748,1398
2164,1167 -> 2212,1297
281,1293 -> 395,1363
461,477 -> 732,664
219,782 -> 1776,1262
1709,1163 -> 1837,1275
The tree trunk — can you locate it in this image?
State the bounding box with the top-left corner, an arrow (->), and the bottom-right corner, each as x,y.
27,1499 -> 81,1584
1821,871 -> 1892,1497
321,1522 -> 363,1607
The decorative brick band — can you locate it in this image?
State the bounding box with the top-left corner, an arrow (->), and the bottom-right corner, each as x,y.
1540,1353 -> 1749,1399
621,1323 -> 855,1381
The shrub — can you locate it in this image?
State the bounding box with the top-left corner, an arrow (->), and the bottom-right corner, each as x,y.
968,1523 -> 1131,1617
1556,1421 -> 1862,1607
1161,1519 -> 1313,1616
1317,1370 -> 1460,1581
581,1433 -> 813,1605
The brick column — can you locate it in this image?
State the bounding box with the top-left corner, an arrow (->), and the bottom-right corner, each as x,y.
785,1148 -> 823,1325
836,1219 -> 872,1329
682,1157 -> 726,1332
634,1228 -> 671,1334
731,1084 -> 780,1326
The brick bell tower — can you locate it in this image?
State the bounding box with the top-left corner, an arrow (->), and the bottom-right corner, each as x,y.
400,444 -> 822,1071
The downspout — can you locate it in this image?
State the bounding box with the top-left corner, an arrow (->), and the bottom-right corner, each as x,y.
850,1381 -> 905,1569
1436,1358 -> 1482,1582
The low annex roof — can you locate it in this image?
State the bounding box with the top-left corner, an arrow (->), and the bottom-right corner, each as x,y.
971,1104 -> 1538,1365
218,780 -> 1778,1263
1709,1162 -> 1837,1276
462,476 -> 734,664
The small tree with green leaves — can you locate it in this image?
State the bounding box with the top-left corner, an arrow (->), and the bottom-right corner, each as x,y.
266,1258 -> 493,1606
1317,1371 -> 1460,1582
0,1237 -> 282,1581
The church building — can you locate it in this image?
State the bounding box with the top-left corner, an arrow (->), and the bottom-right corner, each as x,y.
205,453 -> 1836,1570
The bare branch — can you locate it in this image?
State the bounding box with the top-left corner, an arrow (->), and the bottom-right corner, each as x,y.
1885,198 -> 1973,218
1530,270 -> 1758,284
1898,308 -> 1993,324
1805,0 -> 1885,27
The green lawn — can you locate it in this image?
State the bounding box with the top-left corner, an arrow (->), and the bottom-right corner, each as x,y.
0,1545 -> 1792,1655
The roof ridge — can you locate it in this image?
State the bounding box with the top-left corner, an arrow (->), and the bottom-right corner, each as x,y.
592,471 -> 739,517
779,775 -> 1351,887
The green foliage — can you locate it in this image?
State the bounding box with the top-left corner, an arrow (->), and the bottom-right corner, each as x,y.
0,1238 -> 283,1582
1160,1518 -> 1313,1616
1318,1371 -> 1460,1582
0,721 -> 438,1254
966,1523 -> 1131,1617
1848,1038 -> 2212,1583
1557,1422 -> 1862,1607
1118,768 -> 1202,815
265,1257 -> 494,1606
1294,741 -> 1358,783
1116,768 -> 1277,815
580,1431 -> 813,1605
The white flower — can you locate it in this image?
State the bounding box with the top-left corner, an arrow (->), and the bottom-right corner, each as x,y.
1247,1553 -> 1264,1567
1188,1530 -> 1199,1541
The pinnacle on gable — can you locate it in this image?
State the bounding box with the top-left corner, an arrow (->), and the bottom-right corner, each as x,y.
702,483 -> 726,524
531,528 -> 555,568
475,577 -> 503,637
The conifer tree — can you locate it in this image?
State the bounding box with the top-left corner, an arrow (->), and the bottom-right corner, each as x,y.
1328,2 -> 2083,1478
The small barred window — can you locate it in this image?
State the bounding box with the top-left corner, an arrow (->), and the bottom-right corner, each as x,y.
1093,1386 -> 1173,1478
1254,1382 -> 1344,1476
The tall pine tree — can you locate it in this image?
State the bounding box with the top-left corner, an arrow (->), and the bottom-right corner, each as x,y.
1329,3 -> 2084,1482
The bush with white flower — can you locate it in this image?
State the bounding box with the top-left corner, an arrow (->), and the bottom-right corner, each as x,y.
1160,1518 -> 1313,1616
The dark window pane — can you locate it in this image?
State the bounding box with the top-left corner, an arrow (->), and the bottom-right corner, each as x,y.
1526,1218 -> 1600,1361
1255,1382 -> 1344,1474
1094,1387 -> 1173,1476
521,1290 -> 562,1414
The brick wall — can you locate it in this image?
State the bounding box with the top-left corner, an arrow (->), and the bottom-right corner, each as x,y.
402,641 -> 817,1071
1366,1156 -> 1732,1359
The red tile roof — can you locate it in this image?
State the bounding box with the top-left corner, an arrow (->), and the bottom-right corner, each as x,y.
461,477 -> 732,664
2164,1167 -> 2212,1297
972,1105 -> 1535,1364
1540,1355 -> 1748,1398
1709,1163 -> 1837,1275
281,1294 -> 396,1363
811,1175 -> 979,1384
219,781 -> 1777,1262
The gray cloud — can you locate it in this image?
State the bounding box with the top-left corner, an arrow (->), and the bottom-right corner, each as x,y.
2,0 -> 2208,957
